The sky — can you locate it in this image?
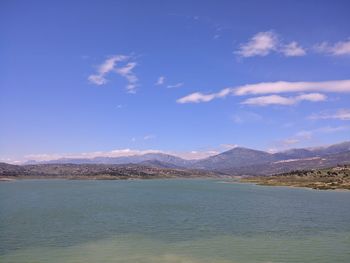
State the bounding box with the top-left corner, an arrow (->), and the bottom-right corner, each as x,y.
1,0 -> 350,163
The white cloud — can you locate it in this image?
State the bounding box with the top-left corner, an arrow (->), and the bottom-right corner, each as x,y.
281,41 -> 306,56
155,76 -> 184,89
242,95 -> 294,106
314,39 -> 350,56
235,31 -> 278,57
167,82 -> 184,89
176,92 -> 216,104
177,88 -> 230,104
235,31 -> 306,58
88,55 -> 127,85
309,109 -> 350,121
296,93 -> 326,101
234,80 -> 350,96
177,80 -> 350,104
155,76 -> 165,85
88,55 -> 139,93
241,93 -> 326,106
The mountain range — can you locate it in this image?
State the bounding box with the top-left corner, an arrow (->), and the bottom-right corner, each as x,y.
22,141 -> 350,175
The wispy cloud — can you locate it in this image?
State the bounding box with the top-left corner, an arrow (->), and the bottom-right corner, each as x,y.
232,111 -> 263,124
275,125 -> 350,150
155,76 -> 184,89
235,31 -> 306,58
314,38 -> 350,56
309,109 -> 350,121
143,134 -> 156,140
177,79 -> 350,104
281,41 -> 306,56
177,88 -> 231,104
167,82 -> 184,89
234,80 -> 350,96
88,54 -> 139,93
241,93 -> 326,106
155,76 -> 165,85
235,31 -> 278,57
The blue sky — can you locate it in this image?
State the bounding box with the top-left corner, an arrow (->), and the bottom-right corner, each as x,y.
1,0 -> 350,162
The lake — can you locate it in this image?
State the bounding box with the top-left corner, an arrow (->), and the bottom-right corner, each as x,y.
1,179 -> 350,263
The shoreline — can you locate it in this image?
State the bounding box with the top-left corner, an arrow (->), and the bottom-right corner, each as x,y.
239,179 -> 350,191
0,175 -> 226,182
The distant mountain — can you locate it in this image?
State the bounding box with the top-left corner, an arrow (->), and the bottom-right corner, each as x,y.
26,153 -> 193,168
138,160 -> 184,169
275,141 -> 350,159
193,142 -> 350,174
193,147 -> 276,171
20,141 -> 350,176
273,148 -> 315,160
309,141 -> 350,156
230,151 -> 350,176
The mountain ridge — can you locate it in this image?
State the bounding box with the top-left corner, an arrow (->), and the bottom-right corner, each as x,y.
17,141 -> 350,176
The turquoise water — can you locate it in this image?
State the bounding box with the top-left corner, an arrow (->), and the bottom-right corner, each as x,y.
0,179 -> 349,263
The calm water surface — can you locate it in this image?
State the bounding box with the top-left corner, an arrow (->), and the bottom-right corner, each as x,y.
0,179 -> 349,262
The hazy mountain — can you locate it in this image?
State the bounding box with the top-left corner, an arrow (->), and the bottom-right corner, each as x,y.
192,142 -> 350,174
20,141 -> 350,175
309,141 -> 350,156
26,153 -> 193,167
227,150 -> 350,176
193,147 -> 275,171
273,148 -> 315,160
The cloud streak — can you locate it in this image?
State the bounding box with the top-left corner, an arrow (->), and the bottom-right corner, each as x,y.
281,41 -> 306,57
234,80 -> 350,96
241,93 -> 326,106
88,55 -> 139,93
177,79 -> 350,104
314,38 -> 350,56
177,88 -> 231,104
275,125 -> 350,150
309,109 -> 350,121
167,82 -> 184,89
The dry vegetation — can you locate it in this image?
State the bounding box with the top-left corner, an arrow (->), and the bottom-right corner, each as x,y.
241,165 -> 350,190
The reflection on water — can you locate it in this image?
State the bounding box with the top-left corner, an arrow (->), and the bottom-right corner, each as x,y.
1,179 -> 350,262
